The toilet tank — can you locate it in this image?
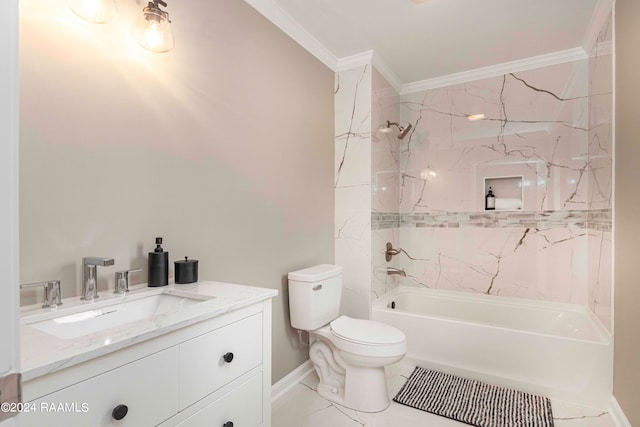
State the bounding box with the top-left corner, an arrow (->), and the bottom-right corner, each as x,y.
288,264 -> 343,331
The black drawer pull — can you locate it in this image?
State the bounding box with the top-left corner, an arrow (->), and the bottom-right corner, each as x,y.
223,352 -> 234,363
112,404 -> 128,420
223,422 -> 234,427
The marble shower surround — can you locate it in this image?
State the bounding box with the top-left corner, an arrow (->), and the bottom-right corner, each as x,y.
334,63 -> 404,312
374,30 -> 613,312
335,65 -> 372,319
586,13 -> 613,330
372,209 -> 610,303
399,60 -> 590,215
337,16 -> 612,321
371,68 -> 402,303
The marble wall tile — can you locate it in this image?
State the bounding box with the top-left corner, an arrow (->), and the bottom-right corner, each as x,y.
379,34 -> 613,312
335,66 -> 372,188
335,65 -> 372,319
588,229 -> 612,330
399,61 -> 589,214
371,227 -> 400,301
370,68 -> 401,306
397,224 -> 587,304
587,13 -> 613,331
363,16 -> 612,319
372,68 -> 400,214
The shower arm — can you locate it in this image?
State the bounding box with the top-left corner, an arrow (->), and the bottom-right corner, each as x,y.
385,121 -> 413,139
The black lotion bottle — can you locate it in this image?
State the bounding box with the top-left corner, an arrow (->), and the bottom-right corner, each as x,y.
485,186 -> 496,210
148,237 -> 169,287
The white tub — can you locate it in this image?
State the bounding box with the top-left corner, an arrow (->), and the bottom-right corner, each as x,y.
372,286 -> 612,409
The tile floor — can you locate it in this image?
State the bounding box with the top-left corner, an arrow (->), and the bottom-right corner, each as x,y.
272,363 -> 615,427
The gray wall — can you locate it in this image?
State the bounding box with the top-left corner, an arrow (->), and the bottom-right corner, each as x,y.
614,0 -> 640,424
19,0 -> 334,383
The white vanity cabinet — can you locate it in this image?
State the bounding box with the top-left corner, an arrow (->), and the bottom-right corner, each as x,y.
20,297 -> 273,427
179,313 -> 263,410
20,347 -> 180,426
174,373 -> 263,427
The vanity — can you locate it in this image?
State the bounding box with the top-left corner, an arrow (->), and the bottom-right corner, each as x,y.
19,281 -> 278,426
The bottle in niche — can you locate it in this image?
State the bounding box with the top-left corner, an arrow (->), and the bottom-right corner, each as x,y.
485,186 -> 496,210
148,237 -> 169,287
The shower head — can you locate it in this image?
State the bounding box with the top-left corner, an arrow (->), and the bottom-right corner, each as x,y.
385,121 -> 413,140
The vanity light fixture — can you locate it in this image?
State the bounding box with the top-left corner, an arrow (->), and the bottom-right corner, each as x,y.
67,0 -> 117,23
133,0 -> 175,53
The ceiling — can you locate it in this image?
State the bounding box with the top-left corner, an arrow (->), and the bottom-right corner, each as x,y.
246,0 -> 604,88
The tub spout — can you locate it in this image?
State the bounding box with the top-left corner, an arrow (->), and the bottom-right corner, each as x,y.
387,267 -> 406,277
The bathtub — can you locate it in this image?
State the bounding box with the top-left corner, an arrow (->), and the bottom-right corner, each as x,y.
372,286 -> 612,409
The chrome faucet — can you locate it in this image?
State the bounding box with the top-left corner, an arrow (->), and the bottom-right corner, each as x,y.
114,268 -> 142,295
82,257 -> 115,300
20,280 -> 62,308
386,267 -> 406,277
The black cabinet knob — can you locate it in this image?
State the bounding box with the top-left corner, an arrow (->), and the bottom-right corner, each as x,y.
112,404 -> 128,420
223,422 -> 234,427
223,352 -> 234,363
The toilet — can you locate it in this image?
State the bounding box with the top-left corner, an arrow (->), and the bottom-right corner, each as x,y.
288,264 -> 406,413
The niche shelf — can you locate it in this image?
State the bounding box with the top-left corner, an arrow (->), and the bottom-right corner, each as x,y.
484,176 -> 523,211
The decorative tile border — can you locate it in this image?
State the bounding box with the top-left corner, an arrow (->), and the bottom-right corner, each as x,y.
587,208 -> 613,231
371,213 -> 401,230
372,209 -> 611,231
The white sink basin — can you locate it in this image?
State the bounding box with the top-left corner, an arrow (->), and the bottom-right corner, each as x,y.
26,293 -> 208,340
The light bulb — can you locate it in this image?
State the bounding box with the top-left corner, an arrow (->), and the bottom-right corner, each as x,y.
67,0 -> 117,23
134,2 -> 175,53
144,21 -> 164,51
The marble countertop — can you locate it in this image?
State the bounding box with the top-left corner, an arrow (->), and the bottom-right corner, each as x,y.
20,281 -> 278,382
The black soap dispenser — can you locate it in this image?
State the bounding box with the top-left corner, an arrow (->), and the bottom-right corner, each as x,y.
148,237 -> 169,287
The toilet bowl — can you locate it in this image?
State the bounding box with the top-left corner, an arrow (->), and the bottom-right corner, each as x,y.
310,315 -> 406,412
288,265 -> 407,413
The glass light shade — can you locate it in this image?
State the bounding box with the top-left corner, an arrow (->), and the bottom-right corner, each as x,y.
67,0 -> 117,23
134,8 -> 175,53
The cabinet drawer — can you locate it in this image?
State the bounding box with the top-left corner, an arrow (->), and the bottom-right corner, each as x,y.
180,313 -> 263,409
21,347 -> 179,427
177,373 -> 263,427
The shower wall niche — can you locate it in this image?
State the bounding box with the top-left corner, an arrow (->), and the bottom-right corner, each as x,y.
482,176 -> 523,211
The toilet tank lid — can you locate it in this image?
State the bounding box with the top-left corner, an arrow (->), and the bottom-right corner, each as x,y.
288,264 -> 342,282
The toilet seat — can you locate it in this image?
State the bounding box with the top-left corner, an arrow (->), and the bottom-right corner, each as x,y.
331,316 -> 405,345
321,316 -> 406,357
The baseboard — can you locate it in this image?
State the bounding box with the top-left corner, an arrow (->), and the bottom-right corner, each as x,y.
271,360 -> 314,403
610,396 -> 632,427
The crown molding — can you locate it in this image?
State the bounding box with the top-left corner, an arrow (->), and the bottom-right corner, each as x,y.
582,0 -> 614,54
335,50 -> 373,72
246,0 -> 600,97
335,51 -> 403,94
243,0 -> 339,71
400,47 -> 588,95
244,0 -> 402,94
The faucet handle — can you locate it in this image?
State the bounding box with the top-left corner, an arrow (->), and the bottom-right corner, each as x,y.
114,269 -> 142,294
20,280 -> 62,308
385,242 -> 402,261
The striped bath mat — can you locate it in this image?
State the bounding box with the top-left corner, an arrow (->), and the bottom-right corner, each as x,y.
393,367 -> 554,427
